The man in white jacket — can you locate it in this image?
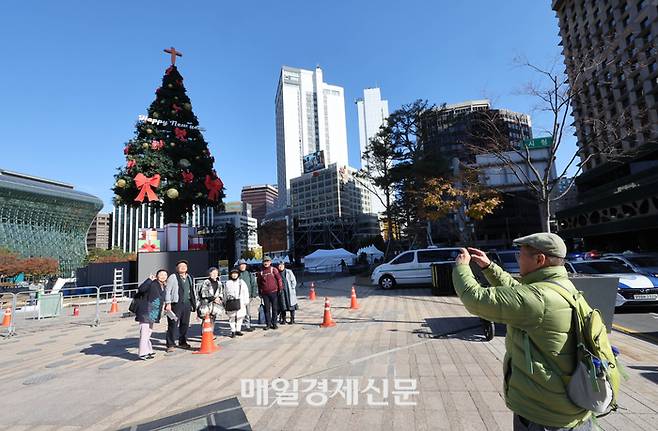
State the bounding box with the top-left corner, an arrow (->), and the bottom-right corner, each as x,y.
224,268 -> 250,338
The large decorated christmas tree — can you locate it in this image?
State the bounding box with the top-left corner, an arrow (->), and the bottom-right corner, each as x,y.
113,47 -> 224,223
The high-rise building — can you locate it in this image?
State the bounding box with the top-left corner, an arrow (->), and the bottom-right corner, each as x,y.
275,66 -> 349,207
87,213 -> 111,251
419,101 -> 535,247
111,204 -> 214,253
553,0 -> 658,249
289,163 -> 374,255
240,184 -> 278,224
356,87 -> 389,167
213,201 -> 258,259
356,87 -> 389,214
290,163 -> 372,227
420,100 -> 533,163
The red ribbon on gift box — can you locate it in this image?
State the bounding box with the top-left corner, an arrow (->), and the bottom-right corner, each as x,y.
139,242 -> 158,252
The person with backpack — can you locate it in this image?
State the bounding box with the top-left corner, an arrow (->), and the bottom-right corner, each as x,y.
452,233 -> 620,431
134,269 -> 168,360
257,255 -> 283,330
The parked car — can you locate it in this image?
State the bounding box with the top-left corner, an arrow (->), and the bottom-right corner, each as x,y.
370,247 -> 461,289
566,250 -> 601,261
488,250 -> 520,274
602,252 -> 658,278
565,259 -> 658,308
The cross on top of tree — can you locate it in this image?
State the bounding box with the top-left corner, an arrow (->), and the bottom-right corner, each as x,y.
164,46 -> 183,65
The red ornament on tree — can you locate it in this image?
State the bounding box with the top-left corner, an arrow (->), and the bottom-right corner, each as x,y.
151,140 -> 164,150
165,66 -> 174,75
126,160 -> 136,169
181,170 -> 194,183
123,145 -> 130,155
172,103 -> 182,113
174,127 -> 187,141
205,174 -> 223,201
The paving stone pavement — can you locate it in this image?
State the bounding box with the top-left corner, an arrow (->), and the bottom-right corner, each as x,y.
1,275 -> 657,430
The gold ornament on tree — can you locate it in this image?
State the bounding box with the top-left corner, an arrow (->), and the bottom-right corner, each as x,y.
116,179 -> 127,188
166,188 -> 179,199
146,128 -> 153,134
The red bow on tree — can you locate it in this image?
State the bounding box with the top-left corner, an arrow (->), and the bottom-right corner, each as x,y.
165,66 -> 174,75
134,173 -> 161,202
174,127 -> 187,141
151,140 -> 164,150
205,174 -> 223,201
172,103 -> 182,112
126,160 -> 136,170
182,170 -> 194,183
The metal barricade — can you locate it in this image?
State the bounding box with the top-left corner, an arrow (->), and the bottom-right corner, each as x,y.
8,286 -> 103,335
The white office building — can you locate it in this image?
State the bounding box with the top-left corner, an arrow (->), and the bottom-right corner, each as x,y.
275,66 -> 349,207
356,87 -> 389,214
356,87 -> 389,167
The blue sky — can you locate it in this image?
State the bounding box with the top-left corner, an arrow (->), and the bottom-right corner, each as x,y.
0,0 -> 570,211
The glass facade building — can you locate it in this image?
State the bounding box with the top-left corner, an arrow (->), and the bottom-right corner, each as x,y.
0,169 -> 103,275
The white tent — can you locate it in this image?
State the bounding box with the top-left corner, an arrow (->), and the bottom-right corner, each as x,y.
304,248 -> 357,273
356,245 -> 384,263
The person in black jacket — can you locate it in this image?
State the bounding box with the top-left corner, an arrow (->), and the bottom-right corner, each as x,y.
135,269 -> 168,360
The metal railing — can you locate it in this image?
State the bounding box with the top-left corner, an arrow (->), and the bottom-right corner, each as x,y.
0,282 -> 145,339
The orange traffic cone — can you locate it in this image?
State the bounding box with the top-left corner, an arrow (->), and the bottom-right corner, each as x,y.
1,307 -> 11,327
319,297 -> 336,328
194,313 -> 220,354
350,285 -> 359,310
309,282 -> 316,301
108,296 -> 119,314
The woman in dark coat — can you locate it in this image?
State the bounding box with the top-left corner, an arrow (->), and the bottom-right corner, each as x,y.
276,261 -> 298,324
135,269 -> 168,360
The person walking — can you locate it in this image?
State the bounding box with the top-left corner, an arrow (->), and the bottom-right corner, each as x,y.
451,233 -> 615,430
196,267 -> 224,323
276,260 -> 298,324
237,258 -> 258,332
224,268 -> 250,338
164,260 -> 197,352
134,269 -> 167,360
257,255 -> 283,330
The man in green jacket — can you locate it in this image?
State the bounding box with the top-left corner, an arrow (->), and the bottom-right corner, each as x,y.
237,258 -> 258,332
452,233 -> 592,430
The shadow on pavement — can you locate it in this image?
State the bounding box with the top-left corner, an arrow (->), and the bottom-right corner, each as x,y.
420,316 -> 506,342
628,365 -> 658,384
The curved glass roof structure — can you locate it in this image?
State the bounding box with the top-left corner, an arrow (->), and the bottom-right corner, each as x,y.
0,169 -> 103,275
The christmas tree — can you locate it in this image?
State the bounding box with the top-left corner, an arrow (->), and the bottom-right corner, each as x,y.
113,47 -> 224,223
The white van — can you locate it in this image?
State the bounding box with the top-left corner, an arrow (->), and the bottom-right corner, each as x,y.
370,247 -> 462,289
